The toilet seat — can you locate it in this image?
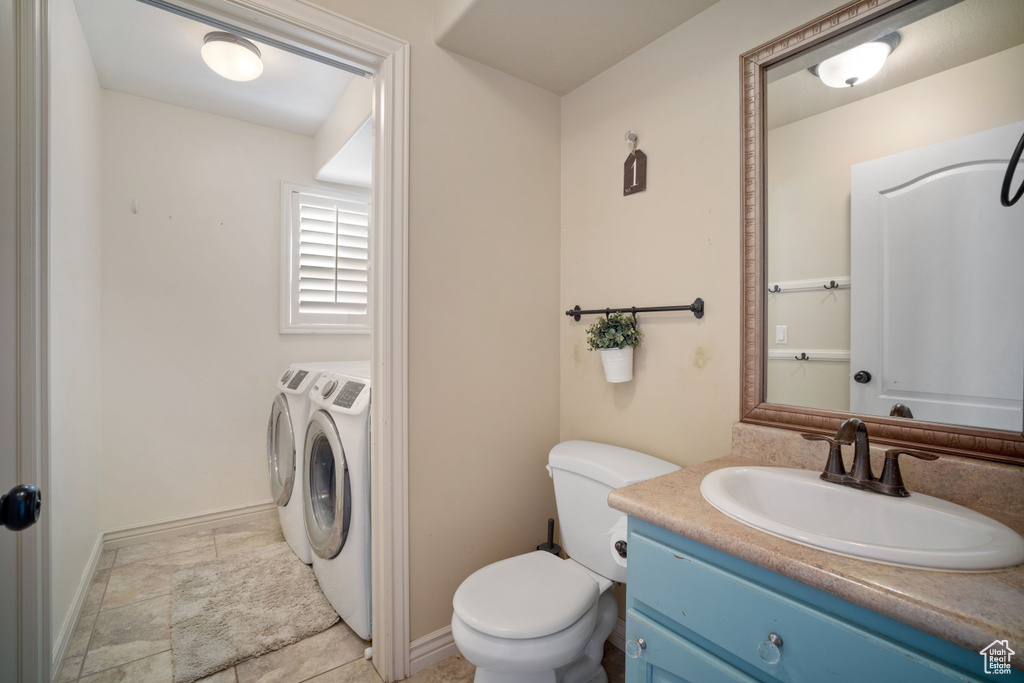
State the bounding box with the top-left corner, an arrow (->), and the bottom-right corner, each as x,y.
451,600 -> 599,676
453,551 -> 599,639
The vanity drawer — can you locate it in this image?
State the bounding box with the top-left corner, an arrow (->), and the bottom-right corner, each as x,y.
626,609 -> 758,683
628,531 -> 971,682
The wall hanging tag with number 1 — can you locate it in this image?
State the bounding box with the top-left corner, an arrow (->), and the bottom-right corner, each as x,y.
624,130 -> 647,196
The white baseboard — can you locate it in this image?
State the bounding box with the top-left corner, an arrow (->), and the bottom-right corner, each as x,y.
102,500 -> 277,549
51,532 -> 104,682
409,626 -> 460,675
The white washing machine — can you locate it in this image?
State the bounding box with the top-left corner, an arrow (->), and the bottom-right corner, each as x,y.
303,365 -> 372,640
267,362 -> 369,564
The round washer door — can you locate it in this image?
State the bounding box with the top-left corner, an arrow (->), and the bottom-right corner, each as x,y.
266,394 -> 296,506
303,410 -> 351,559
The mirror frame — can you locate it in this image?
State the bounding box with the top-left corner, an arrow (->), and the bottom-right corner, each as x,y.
739,0 -> 1024,465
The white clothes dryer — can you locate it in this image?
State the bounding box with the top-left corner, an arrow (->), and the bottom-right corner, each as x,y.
303,366 -> 372,640
267,362 -> 369,564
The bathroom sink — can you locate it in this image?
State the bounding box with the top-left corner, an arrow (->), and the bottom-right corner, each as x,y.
699,467 -> 1024,571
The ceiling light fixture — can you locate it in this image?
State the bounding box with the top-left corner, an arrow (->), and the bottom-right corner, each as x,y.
201,31 -> 263,82
810,33 -> 900,88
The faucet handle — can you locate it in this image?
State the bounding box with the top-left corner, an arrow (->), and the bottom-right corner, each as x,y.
800,433 -> 839,444
801,433 -> 846,479
889,403 -> 914,419
877,448 -> 939,497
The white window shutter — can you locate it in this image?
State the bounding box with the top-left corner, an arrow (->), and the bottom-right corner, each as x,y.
282,183 -> 371,333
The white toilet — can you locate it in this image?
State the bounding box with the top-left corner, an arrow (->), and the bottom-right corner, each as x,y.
451,440 -> 680,683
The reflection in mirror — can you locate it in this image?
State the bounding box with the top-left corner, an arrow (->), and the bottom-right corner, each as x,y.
762,0 -> 1024,433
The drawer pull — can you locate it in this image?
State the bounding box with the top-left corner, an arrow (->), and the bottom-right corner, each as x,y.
758,633 -> 783,665
625,637 -> 647,659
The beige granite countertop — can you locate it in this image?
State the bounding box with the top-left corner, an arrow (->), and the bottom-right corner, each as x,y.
608,426 -> 1024,666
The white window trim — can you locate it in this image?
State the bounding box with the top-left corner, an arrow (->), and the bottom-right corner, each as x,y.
280,181 -> 371,334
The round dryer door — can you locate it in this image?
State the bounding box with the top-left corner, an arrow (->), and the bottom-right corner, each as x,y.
266,394 -> 296,506
303,410 -> 351,559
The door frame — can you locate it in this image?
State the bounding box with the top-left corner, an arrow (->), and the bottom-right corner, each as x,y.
8,0 -> 49,681
35,0 -> 411,679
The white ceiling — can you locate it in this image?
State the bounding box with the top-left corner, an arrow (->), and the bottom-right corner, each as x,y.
73,0 -> 359,136
434,0 -> 721,96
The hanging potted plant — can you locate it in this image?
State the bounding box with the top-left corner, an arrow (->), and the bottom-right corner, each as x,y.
586,311 -> 643,383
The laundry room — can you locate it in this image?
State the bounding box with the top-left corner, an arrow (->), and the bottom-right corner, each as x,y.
48,0 -> 374,675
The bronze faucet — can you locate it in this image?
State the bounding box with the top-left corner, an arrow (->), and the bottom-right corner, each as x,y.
835,418 -> 877,485
802,418 -> 938,497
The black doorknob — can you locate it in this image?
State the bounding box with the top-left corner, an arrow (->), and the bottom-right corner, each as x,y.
854,371 -> 872,384
1,484 -> 42,532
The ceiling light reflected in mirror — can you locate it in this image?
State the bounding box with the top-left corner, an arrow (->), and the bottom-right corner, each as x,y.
810,33 -> 900,88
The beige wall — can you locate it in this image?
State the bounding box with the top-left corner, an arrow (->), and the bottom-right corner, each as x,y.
559,0 -> 843,466
49,0 -> 105,652
766,43 -> 1024,411
99,92 -> 371,530
310,0 -> 563,641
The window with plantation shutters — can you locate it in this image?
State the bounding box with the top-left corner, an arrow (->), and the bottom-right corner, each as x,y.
281,182 -> 370,333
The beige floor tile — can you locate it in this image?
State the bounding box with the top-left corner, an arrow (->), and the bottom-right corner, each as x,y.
79,650 -> 173,683
305,657 -> 381,683
82,568 -> 112,617
56,612 -> 99,683
215,530 -> 286,559
234,622 -> 367,683
103,546 -> 217,610
114,531 -> 215,567
211,515 -> 281,546
404,647 -> 619,683
81,594 -> 171,677
403,654 -> 475,683
97,548 -> 118,571
56,656 -> 84,683
603,642 -> 625,683
196,667 -> 239,682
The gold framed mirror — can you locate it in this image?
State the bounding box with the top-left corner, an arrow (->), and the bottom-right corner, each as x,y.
740,0 -> 1024,464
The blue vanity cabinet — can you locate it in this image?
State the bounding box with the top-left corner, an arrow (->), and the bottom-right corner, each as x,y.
625,518 -> 1020,683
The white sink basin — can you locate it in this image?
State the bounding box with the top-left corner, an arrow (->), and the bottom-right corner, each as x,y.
700,467 -> 1024,571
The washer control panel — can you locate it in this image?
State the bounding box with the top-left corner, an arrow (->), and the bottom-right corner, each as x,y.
333,381 -> 366,409
309,374 -> 370,413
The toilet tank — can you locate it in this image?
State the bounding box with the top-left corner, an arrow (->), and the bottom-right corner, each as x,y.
548,440 -> 680,583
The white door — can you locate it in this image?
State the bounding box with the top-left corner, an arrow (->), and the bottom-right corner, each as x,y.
1,1 -> 47,680
1,0 -> 20,672
850,121 -> 1024,431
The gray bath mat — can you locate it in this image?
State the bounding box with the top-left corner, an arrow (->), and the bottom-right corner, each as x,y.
170,542 -> 339,683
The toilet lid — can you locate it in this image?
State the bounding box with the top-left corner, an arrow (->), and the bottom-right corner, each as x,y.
453,551 -> 599,640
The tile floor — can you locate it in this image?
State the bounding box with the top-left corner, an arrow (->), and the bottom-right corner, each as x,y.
57,515 -> 626,683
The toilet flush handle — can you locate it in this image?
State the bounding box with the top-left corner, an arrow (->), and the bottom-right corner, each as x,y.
614,540 -> 627,558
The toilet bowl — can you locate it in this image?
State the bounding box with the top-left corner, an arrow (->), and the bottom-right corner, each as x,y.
452,551 -> 615,682
451,441 -> 680,683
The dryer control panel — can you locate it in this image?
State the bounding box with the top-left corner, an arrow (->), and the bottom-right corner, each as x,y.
280,368 -> 314,394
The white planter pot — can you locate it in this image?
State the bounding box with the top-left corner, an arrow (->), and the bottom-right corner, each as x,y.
599,347 -> 634,383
